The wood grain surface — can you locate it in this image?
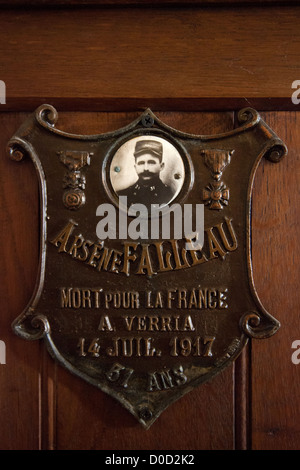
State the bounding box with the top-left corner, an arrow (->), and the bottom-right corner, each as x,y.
251,112 -> 300,450
0,6 -> 299,111
0,1 -> 299,5
0,113 -> 40,449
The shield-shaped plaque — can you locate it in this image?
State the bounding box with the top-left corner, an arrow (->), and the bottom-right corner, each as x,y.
8,106 -> 287,428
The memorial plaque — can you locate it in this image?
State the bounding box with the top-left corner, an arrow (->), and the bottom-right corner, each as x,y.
8,106 -> 287,428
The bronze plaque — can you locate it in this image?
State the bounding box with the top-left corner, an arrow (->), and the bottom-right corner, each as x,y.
8,106 -> 287,428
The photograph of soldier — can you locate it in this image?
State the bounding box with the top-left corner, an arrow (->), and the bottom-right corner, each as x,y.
110,136 -> 185,209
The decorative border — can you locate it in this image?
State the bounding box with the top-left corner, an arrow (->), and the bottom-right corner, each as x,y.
34,104 -> 261,142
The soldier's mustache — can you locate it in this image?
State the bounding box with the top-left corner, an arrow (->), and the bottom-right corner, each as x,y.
140,171 -> 154,177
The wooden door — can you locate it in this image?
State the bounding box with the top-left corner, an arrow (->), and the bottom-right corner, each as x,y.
0,1 -> 299,451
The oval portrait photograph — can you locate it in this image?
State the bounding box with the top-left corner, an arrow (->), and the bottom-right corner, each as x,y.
109,135 -> 186,209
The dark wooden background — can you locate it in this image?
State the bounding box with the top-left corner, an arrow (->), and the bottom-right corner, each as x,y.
0,1 -> 299,450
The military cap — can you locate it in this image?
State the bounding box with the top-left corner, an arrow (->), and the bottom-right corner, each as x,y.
134,140 -> 163,161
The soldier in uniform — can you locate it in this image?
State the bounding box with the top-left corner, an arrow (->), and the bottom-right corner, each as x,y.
117,140 -> 174,209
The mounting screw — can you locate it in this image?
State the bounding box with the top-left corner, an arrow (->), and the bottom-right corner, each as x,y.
141,114 -> 154,128
139,406 -> 153,421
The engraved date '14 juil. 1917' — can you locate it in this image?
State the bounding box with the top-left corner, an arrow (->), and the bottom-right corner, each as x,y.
7,106 -> 287,428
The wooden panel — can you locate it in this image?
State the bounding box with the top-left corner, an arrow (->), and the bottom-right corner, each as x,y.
0,6 -> 299,111
0,113 -> 40,450
0,1 -> 298,5
0,0 -> 297,443
251,112 -> 300,449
